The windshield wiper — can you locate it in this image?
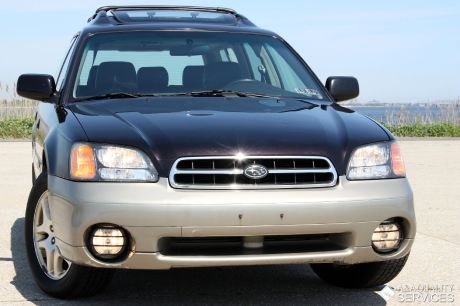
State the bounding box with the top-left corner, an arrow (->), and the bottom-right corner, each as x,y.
76,92 -> 141,102
76,90 -> 282,101
185,90 -> 276,98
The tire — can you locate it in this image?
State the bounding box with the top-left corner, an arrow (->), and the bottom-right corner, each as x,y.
25,172 -> 114,298
32,164 -> 36,185
310,255 -> 409,288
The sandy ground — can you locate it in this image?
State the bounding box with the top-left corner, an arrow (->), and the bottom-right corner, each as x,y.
0,140 -> 459,305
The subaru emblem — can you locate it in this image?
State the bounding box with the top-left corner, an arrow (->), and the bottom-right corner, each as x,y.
244,164 -> 268,179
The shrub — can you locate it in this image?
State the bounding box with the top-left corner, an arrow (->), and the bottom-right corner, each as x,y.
0,118 -> 34,138
384,123 -> 460,137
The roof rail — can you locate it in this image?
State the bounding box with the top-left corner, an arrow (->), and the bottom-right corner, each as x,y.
87,6 -> 255,26
95,5 -> 240,16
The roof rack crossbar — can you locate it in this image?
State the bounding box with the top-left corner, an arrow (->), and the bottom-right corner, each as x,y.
95,5 -> 240,17
88,5 -> 255,26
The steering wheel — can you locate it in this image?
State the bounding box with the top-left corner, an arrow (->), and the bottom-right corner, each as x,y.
223,79 -> 264,92
225,79 -> 257,87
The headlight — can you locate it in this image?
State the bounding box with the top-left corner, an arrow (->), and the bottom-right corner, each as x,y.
347,141 -> 406,180
70,143 -> 158,182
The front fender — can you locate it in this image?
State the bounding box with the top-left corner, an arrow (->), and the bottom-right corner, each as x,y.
44,109 -> 87,179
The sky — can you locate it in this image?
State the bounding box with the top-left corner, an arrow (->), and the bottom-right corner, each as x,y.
0,0 -> 459,103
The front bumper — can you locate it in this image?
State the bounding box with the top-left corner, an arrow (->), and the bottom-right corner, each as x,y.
48,175 -> 415,269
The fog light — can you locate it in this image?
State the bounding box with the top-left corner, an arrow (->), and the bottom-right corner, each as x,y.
87,225 -> 129,261
372,221 -> 402,253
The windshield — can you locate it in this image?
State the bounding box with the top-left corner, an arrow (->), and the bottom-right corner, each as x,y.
72,31 -> 328,101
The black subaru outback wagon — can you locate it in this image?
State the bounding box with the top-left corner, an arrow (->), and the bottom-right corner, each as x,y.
18,6 -> 415,298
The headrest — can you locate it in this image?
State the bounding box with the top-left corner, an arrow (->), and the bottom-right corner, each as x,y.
182,65 -> 204,90
137,67 -> 169,93
95,61 -> 137,94
87,65 -> 99,89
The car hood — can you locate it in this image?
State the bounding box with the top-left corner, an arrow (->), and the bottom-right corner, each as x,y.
69,97 -> 391,176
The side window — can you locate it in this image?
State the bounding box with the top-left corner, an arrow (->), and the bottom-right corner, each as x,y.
260,45 -> 282,88
56,36 -> 78,90
219,48 -> 238,63
219,49 -> 229,61
243,43 -> 263,81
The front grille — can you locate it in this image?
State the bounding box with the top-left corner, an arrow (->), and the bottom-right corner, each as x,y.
169,156 -> 337,189
159,234 -> 348,256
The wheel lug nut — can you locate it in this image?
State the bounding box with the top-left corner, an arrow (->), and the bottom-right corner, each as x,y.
51,237 -> 55,244
50,225 -> 54,232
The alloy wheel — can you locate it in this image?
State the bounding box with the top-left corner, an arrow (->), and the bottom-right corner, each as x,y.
32,191 -> 71,280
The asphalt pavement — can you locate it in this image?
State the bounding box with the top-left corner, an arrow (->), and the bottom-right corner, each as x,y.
0,140 -> 459,305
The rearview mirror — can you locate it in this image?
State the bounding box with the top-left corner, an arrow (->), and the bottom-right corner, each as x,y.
17,74 -> 56,101
325,76 -> 359,102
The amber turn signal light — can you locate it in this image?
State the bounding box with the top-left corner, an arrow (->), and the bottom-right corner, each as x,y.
70,143 -> 96,180
391,142 -> 406,177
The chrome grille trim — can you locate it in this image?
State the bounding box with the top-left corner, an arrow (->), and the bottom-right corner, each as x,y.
173,169 -> 244,175
169,156 -> 338,190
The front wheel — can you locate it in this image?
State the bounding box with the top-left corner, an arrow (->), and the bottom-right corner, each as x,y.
25,172 -> 114,298
310,255 -> 409,288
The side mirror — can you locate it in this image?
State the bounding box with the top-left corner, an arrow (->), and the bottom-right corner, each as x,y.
17,74 -> 56,102
325,76 -> 359,102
